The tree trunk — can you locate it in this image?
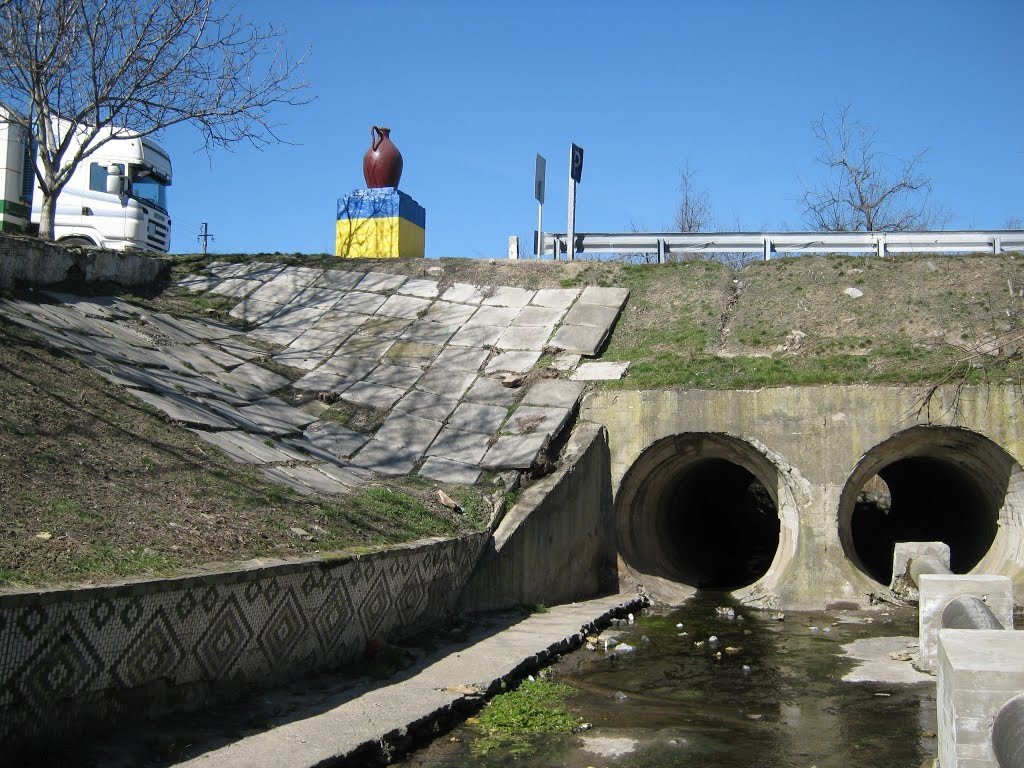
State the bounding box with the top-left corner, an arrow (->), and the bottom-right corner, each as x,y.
38,192 -> 56,240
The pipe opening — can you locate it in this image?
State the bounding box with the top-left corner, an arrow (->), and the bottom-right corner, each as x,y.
840,426 -> 1011,585
616,433 -> 793,601
663,459 -> 779,589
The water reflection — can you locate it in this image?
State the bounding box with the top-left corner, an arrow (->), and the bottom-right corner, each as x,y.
398,594 -> 936,767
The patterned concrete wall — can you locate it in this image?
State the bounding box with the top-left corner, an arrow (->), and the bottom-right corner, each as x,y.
0,533 -> 488,754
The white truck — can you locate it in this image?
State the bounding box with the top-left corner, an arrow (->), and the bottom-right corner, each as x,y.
0,106 -> 172,252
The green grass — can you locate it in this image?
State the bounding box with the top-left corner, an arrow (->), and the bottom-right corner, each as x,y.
70,545 -> 179,579
472,678 -> 581,757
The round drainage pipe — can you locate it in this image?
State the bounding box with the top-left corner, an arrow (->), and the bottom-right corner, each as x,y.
940,595 -> 1005,631
993,694 -> 1024,768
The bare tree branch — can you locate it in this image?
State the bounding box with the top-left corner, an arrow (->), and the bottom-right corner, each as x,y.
800,105 -> 949,232
676,161 -> 714,233
0,0 -> 311,239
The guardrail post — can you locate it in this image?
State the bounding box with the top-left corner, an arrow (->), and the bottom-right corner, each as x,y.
763,238 -> 771,261
876,233 -> 886,258
995,236 -> 1003,255
657,238 -> 665,264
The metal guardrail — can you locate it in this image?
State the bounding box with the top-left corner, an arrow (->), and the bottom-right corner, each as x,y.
541,230 -> 1024,261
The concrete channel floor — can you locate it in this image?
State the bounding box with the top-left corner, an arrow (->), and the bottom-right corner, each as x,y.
65,594 -> 640,768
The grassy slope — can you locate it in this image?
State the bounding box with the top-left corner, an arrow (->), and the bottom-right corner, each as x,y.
4,249 -> 1023,588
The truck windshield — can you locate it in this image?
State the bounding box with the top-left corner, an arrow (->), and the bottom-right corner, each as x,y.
130,166 -> 168,212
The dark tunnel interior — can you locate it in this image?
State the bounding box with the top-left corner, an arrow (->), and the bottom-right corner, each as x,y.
661,458 -> 780,590
850,457 -> 999,584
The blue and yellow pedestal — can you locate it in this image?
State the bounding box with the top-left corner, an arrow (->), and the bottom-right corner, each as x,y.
335,187 -> 426,258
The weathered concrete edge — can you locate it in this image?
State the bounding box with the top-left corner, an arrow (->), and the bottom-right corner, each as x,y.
0,534 -> 462,607
0,231 -> 169,290
332,595 -> 647,768
458,421 -> 616,612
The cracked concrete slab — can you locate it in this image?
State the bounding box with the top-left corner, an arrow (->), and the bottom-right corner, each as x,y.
359,316 -> 412,339
190,430 -> 307,464
417,457 -> 481,485
440,283 -> 485,304
572,361 -> 629,380
513,305 -> 564,327
209,278 -> 261,299
504,405 -> 571,438
287,329 -> 347,355
393,390 -> 459,422
396,278 -> 440,298
384,341 -> 442,367
448,324 -> 504,348
464,376 -> 519,406
336,290 -> 387,315
363,363 -> 423,390
562,301 -> 621,329
132,390 -> 236,429
521,379 -> 585,409
548,323 -> 609,356
432,347 -> 489,372
446,402 -> 508,433
314,270 -> 364,290
350,440 -> 420,475
301,422 -> 369,459
481,432 -> 548,470
465,305 -> 519,327
531,288 -> 579,309
229,299 -> 279,324
579,285 -> 630,309
485,350 -> 541,375
218,362 -> 290,395
425,428 -> 490,464
416,368 -> 476,398
483,286 -> 535,308
377,294 -> 432,319
494,325 -> 552,351
341,381 -> 406,409
237,397 -> 318,435
398,320 -> 455,346
424,300 -> 476,325
374,412 -> 443,452
356,271 -> 407,293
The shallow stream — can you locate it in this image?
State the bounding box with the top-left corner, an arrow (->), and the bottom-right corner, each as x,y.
398,595 -> 937,767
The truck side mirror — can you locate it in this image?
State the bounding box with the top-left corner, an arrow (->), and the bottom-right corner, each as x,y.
105,164 -> 124,196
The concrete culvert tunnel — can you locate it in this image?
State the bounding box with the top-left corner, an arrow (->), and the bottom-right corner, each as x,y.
840,426 -> 1024,586
616,433 -> 798,603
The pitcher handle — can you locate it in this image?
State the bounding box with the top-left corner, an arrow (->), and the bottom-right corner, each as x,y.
371,126 -> 384,152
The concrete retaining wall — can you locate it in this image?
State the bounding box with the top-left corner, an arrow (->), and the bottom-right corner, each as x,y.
459,422 -> 617,612
0,231 -> 168,290
583,384 -> 1024,609
0,534 -> 488,757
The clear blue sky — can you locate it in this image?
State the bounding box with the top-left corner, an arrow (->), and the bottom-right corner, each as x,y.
158,0 -> 1023,257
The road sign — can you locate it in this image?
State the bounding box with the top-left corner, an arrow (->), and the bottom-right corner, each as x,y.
534,154 -> 546,204
570,143 -> 584,184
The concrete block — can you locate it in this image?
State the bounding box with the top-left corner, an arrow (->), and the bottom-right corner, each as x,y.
416,369 -> 476,398
363,363 -> 423,390
464,376 -> 519,406
398,320 -> 455,345
579,285 -> 629,310
521,379 -> 585,409
433,347 -> 489,372
465,304 -> 519,328
448,324 -> 505,348
424,300 -> 477,325
385,341 -> 442,367
562,301 -> 621,329
919,574 -> 1014,671
937,629 -> 1024,768
360,316 -> 413,339
396,277 -> 440,298
336,290 -> 387,315
440,283 -> 485,304
350,440 -> 420,475
393,390 -> 459,422
890,541 -> 950,599
376,294 -> 432,319
495,324 -> 553,351
481,433 -> 548,470
341,381 -> 406,410
446,402 -> 508,434
314,269 -> 364,290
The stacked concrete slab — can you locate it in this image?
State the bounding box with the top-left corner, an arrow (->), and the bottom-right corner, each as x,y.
0,261 -> 632,497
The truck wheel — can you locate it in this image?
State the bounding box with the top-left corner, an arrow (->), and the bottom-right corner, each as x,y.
60,236 -> 97,248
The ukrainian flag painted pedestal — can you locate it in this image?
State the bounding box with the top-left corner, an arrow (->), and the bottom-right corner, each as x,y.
335,187 -> 425,258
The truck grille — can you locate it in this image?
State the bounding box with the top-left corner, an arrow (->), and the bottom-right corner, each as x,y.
147,217 -> 170,252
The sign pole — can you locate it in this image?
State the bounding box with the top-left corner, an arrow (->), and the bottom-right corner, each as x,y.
566,176 -> 576,263
534,154 -> 546,259
567,143 -> 584,262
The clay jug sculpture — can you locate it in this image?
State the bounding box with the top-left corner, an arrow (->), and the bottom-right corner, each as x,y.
362,126 -> 403,188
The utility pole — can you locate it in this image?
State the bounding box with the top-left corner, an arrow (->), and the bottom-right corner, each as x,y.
198,222 -> 214,255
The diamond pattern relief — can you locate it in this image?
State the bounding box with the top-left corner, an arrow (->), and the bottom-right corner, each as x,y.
313,578 -> 356,658
115,609 -> 185,687
18,617 -> 103,712
356,566 -> 394,639
195,595 -> 253,679
257,588 -> 308,668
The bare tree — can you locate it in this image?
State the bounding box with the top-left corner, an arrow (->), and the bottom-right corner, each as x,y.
1007,216 -> 1023,230
676,162 -> 714,233
0,0 -> 309,239
800,105 -> 948,232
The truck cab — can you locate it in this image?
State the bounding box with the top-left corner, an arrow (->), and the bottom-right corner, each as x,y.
34,131 -> 173,252
0,107 -> 172,253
